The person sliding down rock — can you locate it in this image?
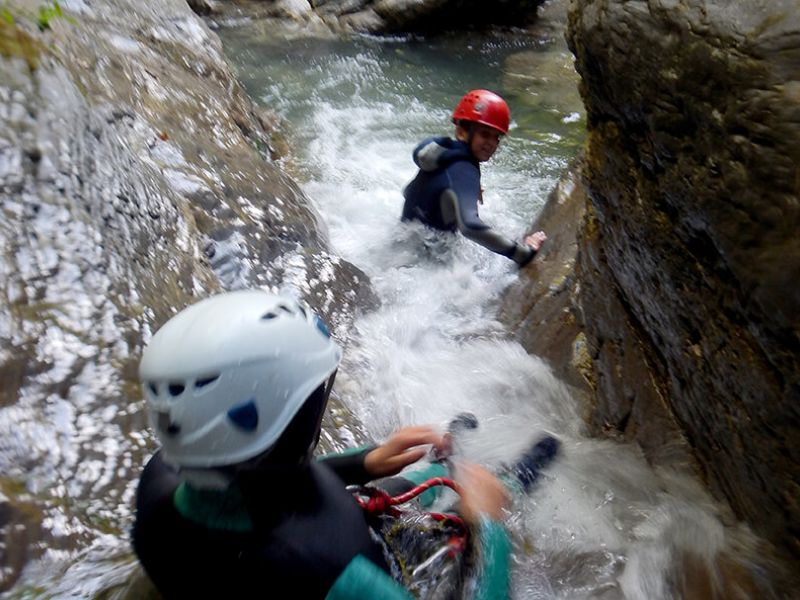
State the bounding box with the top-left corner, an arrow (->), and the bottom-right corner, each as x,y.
352,411 -> 560,598
402,89 -> 547,266
132,290 -> 559,599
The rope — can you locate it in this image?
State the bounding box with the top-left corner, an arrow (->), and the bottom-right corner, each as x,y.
353,477 -> 468,544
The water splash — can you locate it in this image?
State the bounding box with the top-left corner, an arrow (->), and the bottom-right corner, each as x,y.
219,26 -> 771,599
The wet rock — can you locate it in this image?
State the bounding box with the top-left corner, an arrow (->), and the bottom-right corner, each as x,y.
112,565 -> 163,600
217,0 -> 548,34
504,0 -> 799,581
0,487 -> 44,594
186,0 -> 221,16
373,0 -> 546,32
271,0 -> 316,20
0,0 -> 374,594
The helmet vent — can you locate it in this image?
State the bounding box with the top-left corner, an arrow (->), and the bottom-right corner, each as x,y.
227,399 -> 259,432
157,412 -> 181,436
168,383 -> 186,397
261,305 -> 294,320
147,382 -> 158,395
195,374 -> 220,389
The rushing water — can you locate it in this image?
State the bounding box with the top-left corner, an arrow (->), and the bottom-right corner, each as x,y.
213,23 -> 770,600
0,17 -> 771,600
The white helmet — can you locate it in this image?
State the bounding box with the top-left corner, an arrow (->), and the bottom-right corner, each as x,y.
139,290 -> 342,468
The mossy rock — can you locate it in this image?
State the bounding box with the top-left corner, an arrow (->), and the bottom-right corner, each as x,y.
0,18 -> 41,70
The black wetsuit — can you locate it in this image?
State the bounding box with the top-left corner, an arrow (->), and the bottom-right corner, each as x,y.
402,136 -> 536,266
132,449 -> 390,598
132,450 -> 509,599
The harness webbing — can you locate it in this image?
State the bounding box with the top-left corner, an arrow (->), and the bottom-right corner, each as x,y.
352,477 -> 469,555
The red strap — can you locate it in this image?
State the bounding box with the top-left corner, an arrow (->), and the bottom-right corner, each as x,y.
354,477 -> 467,531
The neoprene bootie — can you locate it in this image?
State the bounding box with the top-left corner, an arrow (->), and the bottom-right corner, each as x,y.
448,412 -> 479,435
512,435 -> 560,493
432,412 -> 479,462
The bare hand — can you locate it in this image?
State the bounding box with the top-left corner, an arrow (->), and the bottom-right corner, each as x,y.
455,462 -> 510,524
524,231 -> 547,251
364,425 -> 446,478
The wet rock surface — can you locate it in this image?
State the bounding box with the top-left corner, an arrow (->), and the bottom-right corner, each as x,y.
208,0 -> 547,34
503,0 -> 799,579
3,0 -> 797,595
0,0 -> 372,593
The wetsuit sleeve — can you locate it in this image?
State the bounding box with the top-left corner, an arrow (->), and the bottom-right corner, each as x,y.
442,161 -> 536,266
317,445 -> 377,486
412,137 -> 448,171
396,462 -> 449,507
405,466 -> 511,599
473,517 -> 512,600
326,555 -> 414,600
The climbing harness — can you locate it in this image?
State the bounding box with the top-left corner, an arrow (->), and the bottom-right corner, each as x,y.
352,477 -> 472,598
354,478 -> 464,529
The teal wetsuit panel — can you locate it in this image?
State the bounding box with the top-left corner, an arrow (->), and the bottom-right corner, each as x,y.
326,555 -> 414,600
401,462 -> 449,507
475,517 -> 511,600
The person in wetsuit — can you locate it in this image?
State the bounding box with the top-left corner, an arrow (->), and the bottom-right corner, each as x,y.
402,89 -> 547,266
131,290 -> 513,599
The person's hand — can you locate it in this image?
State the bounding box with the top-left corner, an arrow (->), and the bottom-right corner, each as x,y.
524,231 -> 547,251
364,425 -> 446,478
455,462 -> 510,524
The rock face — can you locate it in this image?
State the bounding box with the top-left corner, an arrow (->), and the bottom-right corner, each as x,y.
504,0 -> 799,570
213,0 -> 546,33
0,0 -> 371,593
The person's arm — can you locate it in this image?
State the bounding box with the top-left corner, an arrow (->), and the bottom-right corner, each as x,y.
363,425 -> 445,478
412,137 -> 450,171
456,462 -> 512,600
473,517 -> 512,600
317,445 -> 377,486
323,516 -> 509,600
326,555 -> 414,600
318,425 -> 445,486
441,162 -> 539,266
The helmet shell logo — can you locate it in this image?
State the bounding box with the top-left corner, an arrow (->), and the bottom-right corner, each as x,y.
314,314 -> 331,338
473,102 -> 485,114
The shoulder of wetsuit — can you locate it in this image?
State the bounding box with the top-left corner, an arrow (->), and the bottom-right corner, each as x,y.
414,137 -> 476,171
437,138 -> 477,168
135,450 -> 181,518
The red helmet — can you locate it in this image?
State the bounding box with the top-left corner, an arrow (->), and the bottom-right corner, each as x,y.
451,89 -> 510,134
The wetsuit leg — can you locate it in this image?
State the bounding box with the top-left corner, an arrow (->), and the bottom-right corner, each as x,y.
372,475 -> 418,496
509,435 -> 560,493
